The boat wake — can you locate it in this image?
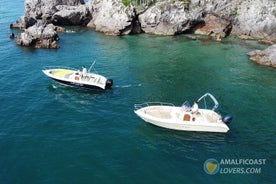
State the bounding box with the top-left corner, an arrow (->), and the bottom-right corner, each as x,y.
52,84 -> 58,89
115,83 -> 142,88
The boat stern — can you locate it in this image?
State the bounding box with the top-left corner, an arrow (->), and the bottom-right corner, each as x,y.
105,79 -> 113,89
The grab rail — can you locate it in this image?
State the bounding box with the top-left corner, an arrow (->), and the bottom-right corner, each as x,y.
43,66 -> 79,71
134,102 -> 175,110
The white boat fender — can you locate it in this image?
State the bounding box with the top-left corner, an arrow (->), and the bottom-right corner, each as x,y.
223,115 -> 233,125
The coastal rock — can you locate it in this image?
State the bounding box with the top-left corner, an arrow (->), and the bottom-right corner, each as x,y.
87,0 -> 136,35
138,1 -> 192,35
9,32 -> 15,39
247,45 -> 276,67
11,0 -> 89,49
231,0 -> 276,42
194,13 -> 232,41
16,23 -> 60,49
202,0 -> 276,42
137,0 -> 232,37
10,16 -> 37,29
52,5 -> 92,25
11,0 -> 276,48
10,0 -> 87,29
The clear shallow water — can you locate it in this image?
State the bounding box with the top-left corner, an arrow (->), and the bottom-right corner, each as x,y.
0,1 -> 276,183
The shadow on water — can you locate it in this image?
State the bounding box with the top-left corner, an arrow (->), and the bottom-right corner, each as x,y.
47,82 -> 105,95
137,123 -> 227,143
134,122 -> 229,162
46,82 -> 108,112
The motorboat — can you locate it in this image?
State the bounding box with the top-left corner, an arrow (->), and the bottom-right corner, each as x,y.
134,93 -> 232,133
42,61 -> 113,90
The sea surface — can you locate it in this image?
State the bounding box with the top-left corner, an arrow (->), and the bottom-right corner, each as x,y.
0,1 -> 275,183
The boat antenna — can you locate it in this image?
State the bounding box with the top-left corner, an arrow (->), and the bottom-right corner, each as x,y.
88,60 -> 97,73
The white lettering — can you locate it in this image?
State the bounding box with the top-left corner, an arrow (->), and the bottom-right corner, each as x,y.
220,158 -> 267,165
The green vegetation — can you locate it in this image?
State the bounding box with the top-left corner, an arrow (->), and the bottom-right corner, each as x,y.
122,0 -> 131,6
273,10 -> 276,17
172,0 -> 190,3
182,0 -> 191,4
122,0 -> 157,7
231,7 -> 239,17
122,0 -> 191,7
122,0 -> 193,7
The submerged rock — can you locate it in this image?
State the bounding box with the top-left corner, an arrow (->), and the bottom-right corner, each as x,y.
247,45 -> 276,67
9,32 -> 15,39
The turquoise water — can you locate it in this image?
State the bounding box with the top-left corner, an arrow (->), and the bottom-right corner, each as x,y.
1,1 -> 276,183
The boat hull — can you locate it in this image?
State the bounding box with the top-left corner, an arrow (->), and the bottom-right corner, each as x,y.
52,78 -> 104,90
134,106 -> 229,133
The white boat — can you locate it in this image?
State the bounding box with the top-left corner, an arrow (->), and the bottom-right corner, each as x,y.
134,93 -> 232,133
42,61 -> 113,90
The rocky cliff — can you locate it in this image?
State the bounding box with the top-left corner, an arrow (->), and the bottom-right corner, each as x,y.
11,0 -> 276,49
86,0 -> 137,35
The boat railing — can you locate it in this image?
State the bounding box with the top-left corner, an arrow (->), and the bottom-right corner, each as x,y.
134,102 -> 175,110
43,66 -> 79,71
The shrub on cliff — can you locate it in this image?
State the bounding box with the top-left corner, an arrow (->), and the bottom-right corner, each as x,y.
122,0 -> 157,6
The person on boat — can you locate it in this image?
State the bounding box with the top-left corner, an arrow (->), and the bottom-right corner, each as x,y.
191,101 -> 199,114
82,65 -> 87,78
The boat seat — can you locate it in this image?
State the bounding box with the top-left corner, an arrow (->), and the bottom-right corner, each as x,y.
183,114 -> 191,121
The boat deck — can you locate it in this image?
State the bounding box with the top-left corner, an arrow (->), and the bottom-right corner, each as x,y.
144,107 -> 174,119
50,69 -> 74,78
49,69 -> 102,84
143,107 -> 221,123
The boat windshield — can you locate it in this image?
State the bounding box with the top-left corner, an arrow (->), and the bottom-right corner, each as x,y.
197,93 -> 219,111
181,101 -> 191,112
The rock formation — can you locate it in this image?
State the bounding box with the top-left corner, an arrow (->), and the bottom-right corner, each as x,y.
87,0 -> 137,35
11,0 -> 91,49
52,4 -> 92,26
16,23 -> 61,49
11,0 -> 89,29
194,13 -> 232,41
247,45 -> 276,68
231,0 -> 276,42
11,0 -> 276,49
139,1 -> 191,35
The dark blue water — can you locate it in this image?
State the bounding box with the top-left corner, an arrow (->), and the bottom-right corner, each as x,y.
1,1 -> 275,183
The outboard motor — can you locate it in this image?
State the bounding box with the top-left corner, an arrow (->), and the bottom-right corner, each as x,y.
105,79 -> 113,89
223,115 -> 233,125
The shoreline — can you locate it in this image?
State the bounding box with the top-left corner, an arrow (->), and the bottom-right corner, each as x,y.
10,0 -> 276,67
